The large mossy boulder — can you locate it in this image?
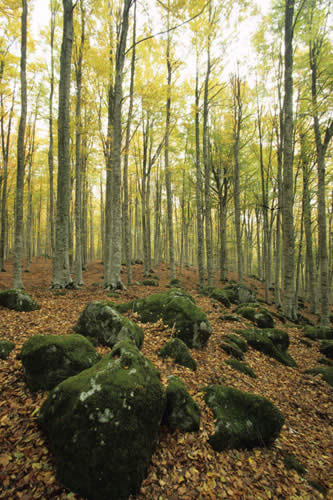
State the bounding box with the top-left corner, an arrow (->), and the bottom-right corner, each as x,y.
235,304 -> 274,328
74,301 -> 144,349
319,340 -> 333,360
236,328 -> 296,367
38,340 -> 166,500
0,289 -> 40,312
204,385 -> 284,451
20,334 -> 101,391
163,376 -> 200,432
304,326 -> 333,341
0,340 -> 15,360
222,283 -> 256,305
115,289 -> 211,349
158,338 -> 197,371
202,287 -> 231,308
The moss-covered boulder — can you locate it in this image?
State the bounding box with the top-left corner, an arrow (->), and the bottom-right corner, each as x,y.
74,301 -> 144,349
38,340 -> 166,500
0,289 -> 40,312
203,287 -> 231,308
304,326 -> 333,341
163,376 -> 200,432
235,304 -> 274,328
142,279 -> 159,286
158,338 -> 197,371
220,341 -> 244,360
0,340 -> 15,360
223,283 -> 256,305
20,334 -> 101,391
204,385 -> 284,451
115,289 -> 211,349
305,366 -> 333,387
319,340 -> 333,360
236,328 -> 296,367
225,359 -> 257,379
222,314 -> 243,323
221,334 -> 248,352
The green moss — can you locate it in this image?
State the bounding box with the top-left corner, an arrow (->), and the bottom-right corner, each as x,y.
0,289 -> 40,311
319,340 -> 333,359
20,334 -> 101,391
305,366 -> 333,387
299,339 -> 312,348
304,326 -> 333,341
221,335 -> 248,352
222,283 -> 256,304
222,314 -> 243,323
0,340 -> 15,360
220,341 -> 244,360
38,339 -> 166,500
115,290 -> 211,349
236,328 -> 296,367
74,301 -> 144,349
163,375 -> 200,431
202,287 -> 231,308
204,385 -> 284,451
158,338 -> 197,371
225,359 -> 257,378
236,304 -> 274,329
283,453 -> 307,475
142,279 -> 159,286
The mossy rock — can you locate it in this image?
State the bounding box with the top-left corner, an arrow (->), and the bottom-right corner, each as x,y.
142,279 -> 159,286
304,325 -> 333,341
202,287 -> 231,308
235,304 -> 274,329
38,340 -> 166,500
163,375 -> 200,432
20,334 -> 101,391
220,341 -> 244,360
204,385 -> 284,451
158,338 -> 197,371
115,290 -> 211,349
74,301 -> 144,349
225,359 -> 256,379
169,278 -> 181,287
221,334 -> 248,352
299,338 -> 312,348
304,366 -> 333,387
222,283 -> 256,305
0,340 -> 15,360
283,452 -> 307,475
0,289 -> 40,312
319,340 -> 333,359
222,314 -> 243,323
236,328 -> 296,367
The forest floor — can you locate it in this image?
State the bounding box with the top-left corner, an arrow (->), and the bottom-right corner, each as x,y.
0,259 -> 332,500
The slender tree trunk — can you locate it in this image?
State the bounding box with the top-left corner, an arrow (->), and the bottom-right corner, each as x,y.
53,0 -> 74,287
49,0 -> 57,279
165,17 -> 176,281
13,0 -> 28,289
282,0 -> 296,319
74,0 -> 85,286
232,75 -> 243,282
195,58 -> 205,288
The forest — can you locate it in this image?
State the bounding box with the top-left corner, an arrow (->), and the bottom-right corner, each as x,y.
0,0 -> 332,499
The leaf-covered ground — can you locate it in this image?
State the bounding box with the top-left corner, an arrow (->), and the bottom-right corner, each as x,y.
0,260 -> 332,499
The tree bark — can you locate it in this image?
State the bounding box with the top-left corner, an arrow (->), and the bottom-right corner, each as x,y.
13,0 -> 28,289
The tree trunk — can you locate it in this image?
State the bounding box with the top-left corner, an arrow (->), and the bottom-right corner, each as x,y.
281,0 -> 296,319
195,58 -> 205,288
232,75 -> 243,282
53,0 -> 74,288
13,0 -> 28,289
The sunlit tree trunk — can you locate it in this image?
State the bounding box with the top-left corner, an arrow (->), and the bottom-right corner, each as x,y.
282,0 -> 296,319
13,0 -> 28,289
